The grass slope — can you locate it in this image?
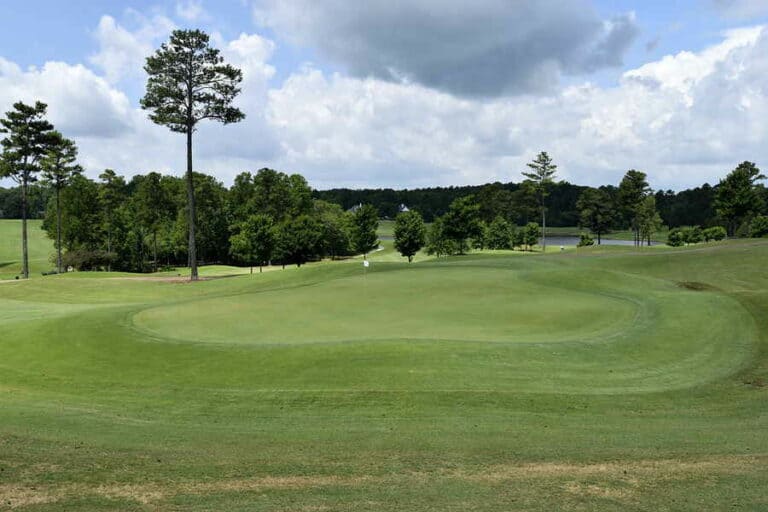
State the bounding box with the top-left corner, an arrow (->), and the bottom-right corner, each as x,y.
0,240 -> 767,511
0,220 -> 53,280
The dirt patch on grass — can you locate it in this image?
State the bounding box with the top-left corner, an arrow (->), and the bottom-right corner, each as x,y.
744,377 -> 766,388
460,454 -> 765,482
2,455 -> 765,509
676,281 -> 719,291
0,485 -> 54,509
563,481 -> 636,500
0,475 -> 372,509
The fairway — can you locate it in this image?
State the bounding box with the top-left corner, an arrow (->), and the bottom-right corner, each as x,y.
0,220 -> 52,280
1,241 -> 767,510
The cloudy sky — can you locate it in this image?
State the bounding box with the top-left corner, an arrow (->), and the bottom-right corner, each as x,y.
1,0 -> 767,190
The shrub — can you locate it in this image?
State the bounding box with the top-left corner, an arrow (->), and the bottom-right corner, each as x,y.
681,226 -> 703,244
61,250 -> 118,271
486,216 -> 514,250
749,215 -> 768,238
577,233 -> 594,247
667,228 -> 685,247
702,226 -> 727,242
522,222 -> 541,251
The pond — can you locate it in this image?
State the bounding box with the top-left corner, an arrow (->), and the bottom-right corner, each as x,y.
543,236 -> 658,247
378,235 -> 658,246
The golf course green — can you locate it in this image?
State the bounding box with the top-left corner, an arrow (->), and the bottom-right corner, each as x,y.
1,222 -> 767,510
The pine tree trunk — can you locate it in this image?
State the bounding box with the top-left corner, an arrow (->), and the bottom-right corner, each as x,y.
107,226 -> 112,272
153,231 -> 158,273
186,126 -> 198,281
21,177 -> 29,279
56,186 -> 62,274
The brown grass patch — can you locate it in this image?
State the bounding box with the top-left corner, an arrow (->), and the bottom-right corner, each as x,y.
457,454 -> 766,482
563,481 -> 636,500
2,455 -> 765,509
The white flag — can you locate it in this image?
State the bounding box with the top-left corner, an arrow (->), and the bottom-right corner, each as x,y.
363,260 -> 370,268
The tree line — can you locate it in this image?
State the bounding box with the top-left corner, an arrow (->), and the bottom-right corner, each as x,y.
315,171 -> 768,232
28,167 -> 378,273
388,157 -> 767,260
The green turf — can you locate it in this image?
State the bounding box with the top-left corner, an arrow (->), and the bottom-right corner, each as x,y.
0,219 -> 54,280
1,237 -> 767,510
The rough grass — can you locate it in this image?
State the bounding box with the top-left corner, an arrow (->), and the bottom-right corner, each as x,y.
0,228 -> 767,510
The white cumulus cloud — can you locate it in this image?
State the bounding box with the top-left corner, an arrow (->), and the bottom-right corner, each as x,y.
89,13 -> 175,83
264,25 -> 768,190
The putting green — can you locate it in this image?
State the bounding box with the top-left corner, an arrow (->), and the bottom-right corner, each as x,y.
131,267 -> 638,345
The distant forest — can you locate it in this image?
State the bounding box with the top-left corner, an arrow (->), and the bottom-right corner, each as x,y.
1,177 -> 762,228
315,180 -> 739,227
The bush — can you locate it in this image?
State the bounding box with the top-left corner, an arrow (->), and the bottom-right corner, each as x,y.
749,215 -> 768,238
667,228 -> 685,247
577,233 -> 594,247
702,226 -> 727,242
521,222 -> 541,251
681,226 -> 703,244
61,250 -> 118,271
486,216 -> 514,250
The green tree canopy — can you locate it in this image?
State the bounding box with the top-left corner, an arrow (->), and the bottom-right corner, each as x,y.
486,216 -> 515,250
314,200 -> 353,259
230,214 -> 276,273
393,210 -> 426,262
441,195 -> 482,254
275,215 -> 322,267
351,204 -> 379,255
636,195 -> 663,246
576,187 -> 614,244
715,161 -> 766,235
618,170 -> 651,246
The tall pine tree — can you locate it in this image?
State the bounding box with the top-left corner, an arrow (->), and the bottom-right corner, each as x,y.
522,152 -> 557,252
141,29 -> 245,280
0,101 -> 57,278
41,132 -> 82,273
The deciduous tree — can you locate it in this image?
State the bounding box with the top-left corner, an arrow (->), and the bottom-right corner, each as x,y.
230,214 -> 276,273
441,195 -> 482,254
393,210 -> 426,262
576,187 -> 614,244
351,204 -> 379,256
715,162 -> 765,235
636,195 -> 663,246
486,216 -> 515,250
